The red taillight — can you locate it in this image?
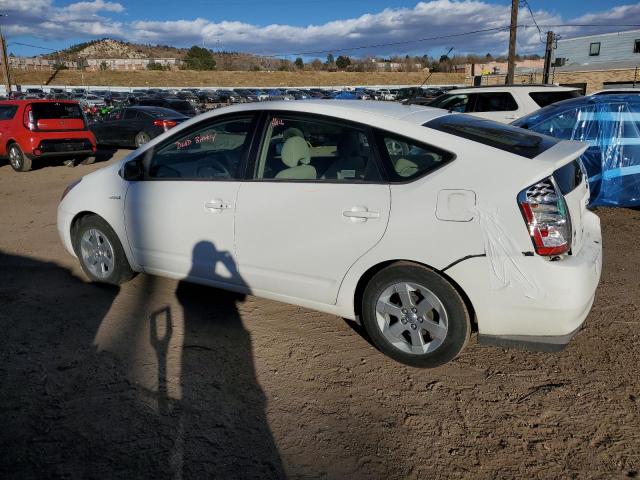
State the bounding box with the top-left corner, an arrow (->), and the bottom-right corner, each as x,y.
23,105 -> 35,131
518,177 -> 572,256
153,119 -> 177,130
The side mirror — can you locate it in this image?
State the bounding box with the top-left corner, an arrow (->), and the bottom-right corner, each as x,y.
120,159 -> 144,181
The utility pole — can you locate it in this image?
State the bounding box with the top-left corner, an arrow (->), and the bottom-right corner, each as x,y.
542,30 -> 554,84
0,14 -> 11,94
505,0 -> 519,85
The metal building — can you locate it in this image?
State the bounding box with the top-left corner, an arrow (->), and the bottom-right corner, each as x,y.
552,29 -> 640,69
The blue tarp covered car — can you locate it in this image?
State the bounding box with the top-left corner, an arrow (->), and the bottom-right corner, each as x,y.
513,94 -> 640,207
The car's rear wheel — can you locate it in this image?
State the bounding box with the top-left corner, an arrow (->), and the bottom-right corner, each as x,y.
8,143 -> 32,172
361,263 -> 470,368
73,214 -> 135,285
134,131 -> 151,147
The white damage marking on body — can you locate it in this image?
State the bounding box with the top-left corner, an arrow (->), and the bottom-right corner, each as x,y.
475,205 -> 544,300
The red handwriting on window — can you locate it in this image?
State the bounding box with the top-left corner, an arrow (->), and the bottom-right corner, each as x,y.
271,118 -> 285,127
176,133 -> 217,149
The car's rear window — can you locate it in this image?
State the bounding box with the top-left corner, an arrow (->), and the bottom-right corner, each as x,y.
31,102 -> 82,120
424,114 -> 558,159
0,105 -> 18,120
529,90 -> 581,108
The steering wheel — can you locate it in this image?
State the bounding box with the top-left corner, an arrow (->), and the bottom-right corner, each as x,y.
385,139 -> 405,156
196,160 -> 231,179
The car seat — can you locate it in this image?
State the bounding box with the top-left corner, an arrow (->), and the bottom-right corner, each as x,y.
275,136 -> 317,179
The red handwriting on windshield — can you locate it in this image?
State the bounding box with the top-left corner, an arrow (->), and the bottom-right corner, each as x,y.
176,133 -> 217,149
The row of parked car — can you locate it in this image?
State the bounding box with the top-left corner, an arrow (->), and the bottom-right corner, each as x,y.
2,84 -> 639,206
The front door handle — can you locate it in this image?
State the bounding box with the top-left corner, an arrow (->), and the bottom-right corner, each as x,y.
343,206 -> 380,222
205,199 -> 231,213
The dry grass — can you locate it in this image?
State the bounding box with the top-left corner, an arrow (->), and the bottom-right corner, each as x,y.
11,69 -> 466,88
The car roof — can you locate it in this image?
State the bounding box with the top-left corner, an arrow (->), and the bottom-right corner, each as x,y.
206,100 -> 449,125
442,85 -> 578,94
128,106 -> 188,116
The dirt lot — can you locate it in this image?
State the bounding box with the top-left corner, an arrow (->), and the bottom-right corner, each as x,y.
0,151 -> 639,479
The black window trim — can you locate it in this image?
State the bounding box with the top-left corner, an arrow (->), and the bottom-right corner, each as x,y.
373,128 -> 456,184
589,42 -> 601,56
243,110 -> 387,185
134,111 -> 260,182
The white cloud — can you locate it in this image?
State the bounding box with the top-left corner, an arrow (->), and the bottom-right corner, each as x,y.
3,0 -> 640,57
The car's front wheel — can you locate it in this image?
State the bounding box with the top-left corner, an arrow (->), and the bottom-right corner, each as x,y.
8,143 -> 32,172
361,262 -> 470,368
73,214 -> 135,285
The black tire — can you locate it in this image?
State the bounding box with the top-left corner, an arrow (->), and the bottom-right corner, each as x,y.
72,214 -> 136,285
361,262 -> 470,368
134,131 -> 151,148
8,143 -> 32,172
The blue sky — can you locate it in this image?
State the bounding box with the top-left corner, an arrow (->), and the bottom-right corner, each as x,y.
4,0 -> 640,59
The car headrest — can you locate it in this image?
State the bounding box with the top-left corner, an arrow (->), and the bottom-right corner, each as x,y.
281,136 -> 310,168
283,127 -> 304,141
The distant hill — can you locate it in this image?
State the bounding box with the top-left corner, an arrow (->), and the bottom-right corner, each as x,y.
44,38 -> 189,60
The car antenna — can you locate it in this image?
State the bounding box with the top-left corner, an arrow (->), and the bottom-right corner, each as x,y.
407,47 -> 454,105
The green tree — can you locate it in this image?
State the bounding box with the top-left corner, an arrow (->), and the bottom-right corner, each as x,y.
326,53 -> 334,65
147,60 -> 167,71
294,57 -> 304,69
335,55 -> 351,70
99,61 -> 109,71
183,46 -> 216,70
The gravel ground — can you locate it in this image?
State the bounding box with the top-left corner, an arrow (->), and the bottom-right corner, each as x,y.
0,152 -> 638,479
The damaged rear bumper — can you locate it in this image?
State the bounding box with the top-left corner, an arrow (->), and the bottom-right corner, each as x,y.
446,211 -> 602,352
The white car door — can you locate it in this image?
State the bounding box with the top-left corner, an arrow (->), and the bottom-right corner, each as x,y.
124,114 -> 256,285
235,113 -> 391,305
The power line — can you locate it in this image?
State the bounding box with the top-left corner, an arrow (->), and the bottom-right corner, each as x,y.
521,0 -> 544,43
264,26 -> 513,57
7,23 -> 640,59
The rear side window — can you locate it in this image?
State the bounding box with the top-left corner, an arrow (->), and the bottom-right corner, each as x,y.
123,109 -> 138,120
428,93 -> 471,113
425,114 -> 558,159
0,105 -> 17,120
529,91 -> 581,108
473,92 -> 518,112
375,131 -> 453,181
31,102 -> 82,120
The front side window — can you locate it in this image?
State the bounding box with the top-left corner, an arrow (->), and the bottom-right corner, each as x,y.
473,92 -> 518,112
589,42 -> 601,56
376,131 -> 453,181
146,116 -> 254,180
123,109 -> 138,120
634,39 -> 640,54
252,114 -> 380,182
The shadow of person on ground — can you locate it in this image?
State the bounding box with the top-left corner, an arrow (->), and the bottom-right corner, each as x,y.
175,241 -> 285,478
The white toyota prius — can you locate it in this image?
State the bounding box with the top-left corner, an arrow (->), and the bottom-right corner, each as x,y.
57,100 -> 602,367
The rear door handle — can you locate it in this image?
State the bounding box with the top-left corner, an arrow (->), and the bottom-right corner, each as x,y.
343,206 -> 380,222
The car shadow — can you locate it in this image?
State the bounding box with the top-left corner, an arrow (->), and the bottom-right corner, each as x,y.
0,246 -> 285,478
94,147 -> 119,163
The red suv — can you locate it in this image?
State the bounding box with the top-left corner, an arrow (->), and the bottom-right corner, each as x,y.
0,100 -> 97,172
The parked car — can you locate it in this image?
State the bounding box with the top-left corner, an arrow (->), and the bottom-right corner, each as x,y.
58,101 -> 602,367
89,106 -> 188,148
214,90 -> 242,103
427,85 -> 581,123
0,99 -> 96,172
513,94 -> 640,207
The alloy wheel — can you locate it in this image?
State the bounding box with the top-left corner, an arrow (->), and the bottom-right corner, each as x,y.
79,228 -> 115,279
375,282 -> 449,355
